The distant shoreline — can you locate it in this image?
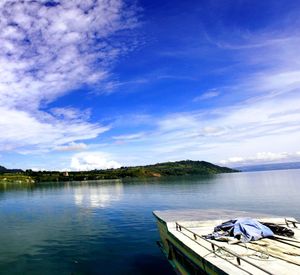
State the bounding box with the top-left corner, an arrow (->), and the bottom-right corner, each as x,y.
236,161 -> 300,172
0,160 -> 237,183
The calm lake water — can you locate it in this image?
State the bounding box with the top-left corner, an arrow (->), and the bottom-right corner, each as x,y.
1,169 -> 300,274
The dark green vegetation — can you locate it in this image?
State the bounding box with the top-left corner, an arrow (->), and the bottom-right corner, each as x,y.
0,165 -> 23,173
0,160 -> 238,183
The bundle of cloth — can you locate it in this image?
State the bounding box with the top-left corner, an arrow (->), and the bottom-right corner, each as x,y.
204,217 -> 293,243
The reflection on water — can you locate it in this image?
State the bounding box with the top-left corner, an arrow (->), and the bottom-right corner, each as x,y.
0,170 -> 300,274
74,182 -> 123,208
0,181 -> 35,192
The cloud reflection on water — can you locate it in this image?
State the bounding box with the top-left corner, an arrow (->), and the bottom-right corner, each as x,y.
74,181 -> 123,208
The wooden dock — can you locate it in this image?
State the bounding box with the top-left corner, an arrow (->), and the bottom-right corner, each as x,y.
154,209 -> 300,275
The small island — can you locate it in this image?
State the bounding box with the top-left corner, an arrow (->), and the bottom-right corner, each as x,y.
0,160 -> 238,183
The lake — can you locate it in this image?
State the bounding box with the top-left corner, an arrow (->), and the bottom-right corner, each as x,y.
0,169 -> 300,274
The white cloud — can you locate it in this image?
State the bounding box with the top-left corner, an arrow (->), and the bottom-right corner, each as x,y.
54,142 -> 88,152
193,90 -> 220,102
0,0 -> 137,152
202,126 -> 224,135
0,106 -> 109,151
82,12 -> 300,168
71,152 -> 121,171
2,1 -> 300,170
220,152 -> 300,166
105,93 -> 300,166
50,107 -> 91,121
68,14 -> 300,169
92,26 -> 300,168
112,132 -> 145,141
157,114 -> 199,132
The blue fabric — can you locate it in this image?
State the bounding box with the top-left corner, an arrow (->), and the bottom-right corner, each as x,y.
214,217 -> 274,242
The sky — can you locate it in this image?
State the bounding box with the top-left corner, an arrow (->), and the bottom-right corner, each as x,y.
1,0 -> 300,171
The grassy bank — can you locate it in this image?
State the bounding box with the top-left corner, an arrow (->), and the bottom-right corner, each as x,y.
0,174 -> 35,184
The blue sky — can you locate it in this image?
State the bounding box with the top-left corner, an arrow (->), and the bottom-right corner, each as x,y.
1,0 -> 300,170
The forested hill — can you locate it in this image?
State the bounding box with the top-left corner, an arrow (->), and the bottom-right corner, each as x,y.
22,160 -> 238,182
139,160 -> 237,176
0,165 -> 23,173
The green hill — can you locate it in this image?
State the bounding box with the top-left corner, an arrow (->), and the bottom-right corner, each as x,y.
0,165 -> 34,184
24,160 -> 238,182
140,160 -> 236,176
0,165 -> 23,173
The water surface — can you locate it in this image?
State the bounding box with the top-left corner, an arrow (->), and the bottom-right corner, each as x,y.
0,170 -> 299,274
